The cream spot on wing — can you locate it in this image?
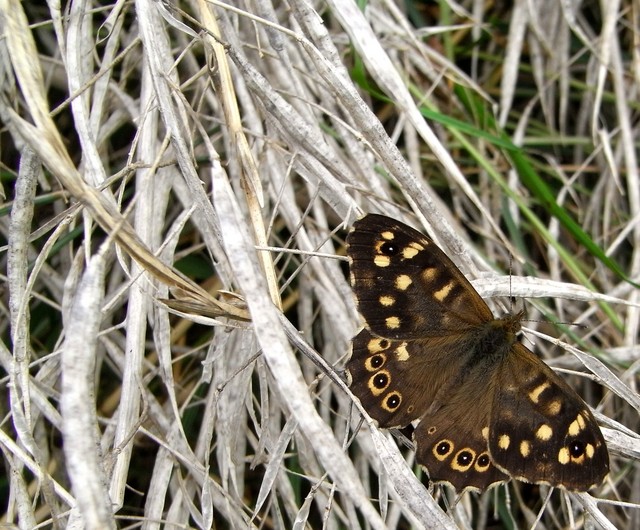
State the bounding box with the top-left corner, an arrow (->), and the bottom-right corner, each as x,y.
558,447 -> 570,465
395,342 -> 410,361
402,242 -> 424,259
586,444 -> 595,458
422,268 -> 437,282
385,316 -> 400,329
374,255 -> 391,268
395,274 -> 412,290
546,399 -> 562,416
536,424 -> 553,441
381,231 -> 395,241
520,440 -> 531,457
528,381 -> 550,403
577,412 -> 586,429
568,414 -> 586,436
379,295 -> 395,306
402,246 -> 419,259
481,427 -> 489,440
367,338 -> 390,354
498,434 -> 510,450
433,280 -> 455,302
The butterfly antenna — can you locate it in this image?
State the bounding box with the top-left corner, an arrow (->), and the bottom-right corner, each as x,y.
509,252 -> 515,313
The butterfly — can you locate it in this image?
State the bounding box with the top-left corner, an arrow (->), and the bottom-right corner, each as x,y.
346,214 -> 609,492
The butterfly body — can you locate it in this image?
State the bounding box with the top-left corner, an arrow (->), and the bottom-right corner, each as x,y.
346,214 -> 608,492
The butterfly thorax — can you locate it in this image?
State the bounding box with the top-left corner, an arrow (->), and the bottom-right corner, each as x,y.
471,310 -> 524,363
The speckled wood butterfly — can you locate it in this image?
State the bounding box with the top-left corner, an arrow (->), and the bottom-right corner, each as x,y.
346,214 -> 609,492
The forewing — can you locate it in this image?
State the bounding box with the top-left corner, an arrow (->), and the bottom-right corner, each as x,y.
347,214 -> 493,340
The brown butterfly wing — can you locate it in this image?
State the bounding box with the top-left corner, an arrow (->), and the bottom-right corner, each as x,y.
488,343 -> 609,490
349,327 -> 487,427
348,327 -> 512,490
411,340 -> 609,491
347,214 -> 493,339
412,360 -> 511,491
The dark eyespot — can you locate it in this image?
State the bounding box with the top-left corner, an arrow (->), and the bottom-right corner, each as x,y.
380,242 -> 399,256
370,355 -> 384,368
477,454 -> 490,468
457,450 -> 473,466
436,441 -> 451,455
373,373 -> 389,388
569,440 -> 586,458
379,339 -> 390,349
385,393 -> 401,410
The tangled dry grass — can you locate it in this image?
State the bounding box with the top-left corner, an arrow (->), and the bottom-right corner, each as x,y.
1,1 -> 639,528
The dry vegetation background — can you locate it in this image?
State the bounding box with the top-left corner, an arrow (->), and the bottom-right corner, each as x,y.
1,0 -> 639,529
